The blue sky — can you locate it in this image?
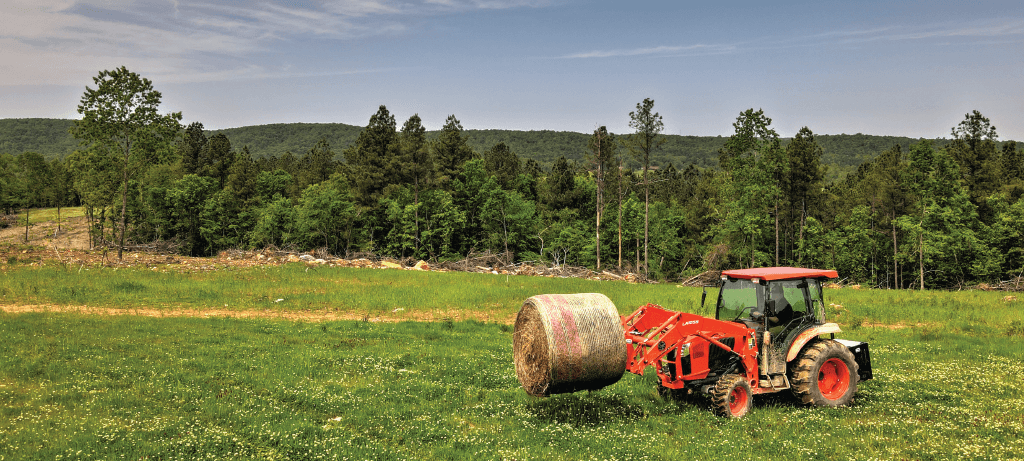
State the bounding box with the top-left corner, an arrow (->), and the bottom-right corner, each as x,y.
1,0 -> 1022,140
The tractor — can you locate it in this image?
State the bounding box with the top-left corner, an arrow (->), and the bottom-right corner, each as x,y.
622,267 -> 872,417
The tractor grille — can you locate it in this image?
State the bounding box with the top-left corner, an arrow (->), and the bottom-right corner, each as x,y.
707,337 -> 736,370
678,353 -> 691,376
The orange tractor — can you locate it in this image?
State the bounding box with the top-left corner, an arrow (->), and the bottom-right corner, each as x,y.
623,267 -> 872,417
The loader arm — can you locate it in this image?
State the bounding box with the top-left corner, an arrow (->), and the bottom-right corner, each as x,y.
621,304 -> 759,390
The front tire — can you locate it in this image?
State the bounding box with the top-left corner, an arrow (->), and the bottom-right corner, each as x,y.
711,374 -> 752,418
790,339 -> 859,406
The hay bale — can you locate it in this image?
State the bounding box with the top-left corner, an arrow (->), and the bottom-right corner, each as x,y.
513,293 -> 627,397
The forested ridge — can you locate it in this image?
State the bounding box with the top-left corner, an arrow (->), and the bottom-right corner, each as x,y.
0,118 -> 958,178
1,68 -> 1022,290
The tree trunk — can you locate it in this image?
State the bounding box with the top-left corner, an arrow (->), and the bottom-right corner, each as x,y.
617,158 -> 623,270
892,216 -> 898,289
23,208 -> 29,243
595,132 -> 602,271
643,162 -> 649,276
919,214 -> 925,290
414,178 -> 420,256
750,233 -> 755,268
774,201 -> 779,266
118,148 -> 130,261
596,201 -> 601,271
798,199 -> 805,265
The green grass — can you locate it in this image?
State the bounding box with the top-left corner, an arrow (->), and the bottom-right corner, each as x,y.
2,264 -> 1024,459
2,262 -> 1022,334
827,287 -> 1024,334
13,206 -> 85,226
0,313 -> 1022,460
0,263 -> 706,319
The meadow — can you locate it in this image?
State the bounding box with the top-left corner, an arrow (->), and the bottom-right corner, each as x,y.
2,262 -> 1023,460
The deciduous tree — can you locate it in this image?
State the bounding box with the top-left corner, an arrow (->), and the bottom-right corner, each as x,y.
71,67 -> 182,260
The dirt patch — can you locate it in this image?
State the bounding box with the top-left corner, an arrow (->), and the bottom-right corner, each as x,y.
0,304 -> 518,324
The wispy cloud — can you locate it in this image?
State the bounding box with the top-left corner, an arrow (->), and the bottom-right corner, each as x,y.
557,44 -> 736,59
813,18 -> 1024,44
558,18 -> 1024,61
0,0 -> 549,86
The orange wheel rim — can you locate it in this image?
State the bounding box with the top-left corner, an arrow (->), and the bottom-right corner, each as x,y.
819,358 -> 851,400
729,385 -> 748,415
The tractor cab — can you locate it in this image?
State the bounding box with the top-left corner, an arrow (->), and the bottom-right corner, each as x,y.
715,268 -> 835,336
709,267 -> 840,377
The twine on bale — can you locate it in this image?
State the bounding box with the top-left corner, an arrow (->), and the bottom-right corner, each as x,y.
513,293 -> 627,397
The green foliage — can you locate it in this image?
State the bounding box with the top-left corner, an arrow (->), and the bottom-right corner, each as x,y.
0,118 -> 78,158
344,106 -> 399,208
717,109 -> 787,267
10,100 -> 1024,287
70,66 -> 182,259
293,174 -> 354,253
483,142 -> 521,190
249,196 -> 295,248
432,115 -> 476,184
162,174 -> 218,255
296,138 -> 337,191
199,188 -> 248,253
481,187 -> 535,255
178,121 -> 206,175
254,169 -> 294,204
399,114 -> 432,194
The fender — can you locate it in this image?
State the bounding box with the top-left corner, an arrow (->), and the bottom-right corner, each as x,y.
786,323 -> 842,362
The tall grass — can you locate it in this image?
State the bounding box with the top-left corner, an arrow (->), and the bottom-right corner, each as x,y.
0,313 -> 1021,460
3,263 -> 1022,335
0,264 -> 704,318
12,206 -> 86,226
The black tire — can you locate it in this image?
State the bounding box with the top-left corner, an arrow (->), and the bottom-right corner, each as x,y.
658,383 -> 702,405
657,383 -> 673,399
710,374 -> 752,418
789,339 -> 859,407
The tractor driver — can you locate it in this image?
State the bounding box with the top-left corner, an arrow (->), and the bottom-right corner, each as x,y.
767,283 -> 796,333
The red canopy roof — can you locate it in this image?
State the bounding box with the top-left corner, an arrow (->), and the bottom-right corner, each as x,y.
722,267 -> 838,281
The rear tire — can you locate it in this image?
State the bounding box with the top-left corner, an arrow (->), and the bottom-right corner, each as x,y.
789,339 -> 858,407
710,374 -> 752,418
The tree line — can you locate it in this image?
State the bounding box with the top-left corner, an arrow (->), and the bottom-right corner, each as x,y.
3,67 -> 1022,289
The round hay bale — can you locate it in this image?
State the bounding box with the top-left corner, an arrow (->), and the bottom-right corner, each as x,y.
513,293 -> 627,397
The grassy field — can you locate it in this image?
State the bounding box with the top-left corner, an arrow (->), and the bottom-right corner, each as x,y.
12,206 -> 86,226
2,263 -> 1024,460
0,263 -> 705,321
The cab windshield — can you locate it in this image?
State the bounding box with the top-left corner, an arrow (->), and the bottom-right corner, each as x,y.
716,278 -> 764,321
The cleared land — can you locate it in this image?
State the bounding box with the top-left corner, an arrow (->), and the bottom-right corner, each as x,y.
1,236 -> 1023,460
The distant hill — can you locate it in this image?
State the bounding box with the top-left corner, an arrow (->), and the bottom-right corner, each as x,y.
0,118 -> 960,180
0,119 -> 78,158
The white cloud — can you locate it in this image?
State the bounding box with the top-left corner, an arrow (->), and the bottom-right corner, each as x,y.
0,0 -> 542,86
818,19 -> 1024,44
558,44 -> 736,59
559,18 -> 1024,61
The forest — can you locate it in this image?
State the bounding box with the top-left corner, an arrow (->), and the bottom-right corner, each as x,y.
1,67 -> 1021,289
